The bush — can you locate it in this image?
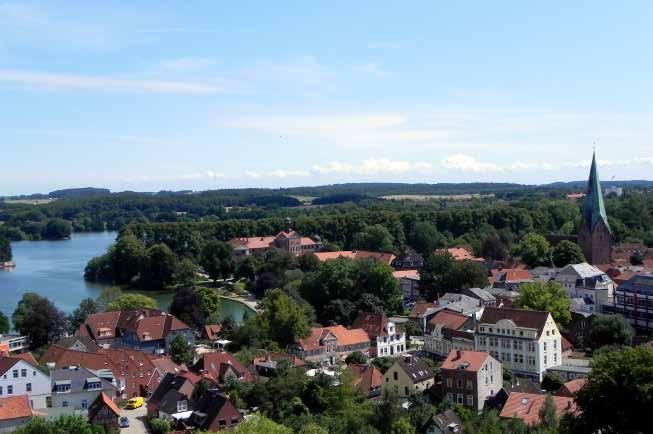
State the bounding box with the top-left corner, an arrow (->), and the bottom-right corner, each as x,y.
149,418 -> 172,434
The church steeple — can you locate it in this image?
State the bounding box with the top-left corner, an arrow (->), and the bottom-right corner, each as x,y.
582,151 -> 611,233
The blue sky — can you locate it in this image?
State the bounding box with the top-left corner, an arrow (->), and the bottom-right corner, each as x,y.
1,1 -> 652,195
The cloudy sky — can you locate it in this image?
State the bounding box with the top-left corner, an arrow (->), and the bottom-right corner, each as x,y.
1,1 -> 652,195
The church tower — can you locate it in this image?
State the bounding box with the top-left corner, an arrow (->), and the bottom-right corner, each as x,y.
578,152 -> 613,264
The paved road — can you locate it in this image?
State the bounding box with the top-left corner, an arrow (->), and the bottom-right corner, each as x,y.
120,405 -> 149,434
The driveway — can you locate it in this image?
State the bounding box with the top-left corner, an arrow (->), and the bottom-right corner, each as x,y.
120,405 -> 149,434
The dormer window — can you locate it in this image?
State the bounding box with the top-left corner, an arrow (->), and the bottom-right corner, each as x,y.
177,400 -> 188,412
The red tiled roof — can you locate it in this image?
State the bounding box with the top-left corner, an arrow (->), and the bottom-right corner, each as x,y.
441,350 -> 491,372
558,379 -> 586,397
228,236 -> 275,250
348,364 -> 382,396
297,325 -> 370,351
409,302 -> 438,318
194,352 -> 254,383
352,312 -> 390,339
438,247 -> 484,262
0,357 -> 20,377
9,353 -> 38,367
497,269 -> 533,282
561,335 -> 573,352
314,250 -> 396,265
0,395 -> 32,421
427,309 -> 470,330
204,324 -> 222,341
500,393 -> 579,425
92,392 -> 121,417
252,352 -> 305,367
83,311 -> 121,340
393,269 -> 420,280
300,237 -> 319,246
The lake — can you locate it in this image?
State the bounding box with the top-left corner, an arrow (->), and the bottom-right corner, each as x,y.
0,232 -> 254,325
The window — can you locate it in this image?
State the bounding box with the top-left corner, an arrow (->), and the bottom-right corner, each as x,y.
7,386 -> 13,395
21,369 -> 27,377
404,386 -> 409,396
231,417 -> 239,425
0,386 -> 3,395
81,400 -> 88,410
446,378 -> 452,387
466,380 -> 473,390
457,394 -> 464,404
456,379 -> 463,388
62,401 -> 68,408
543,342 -> 547,351
446,393 -> 453,401
393,372 -> 398,381
177,400 -> 188,412
32,371 -> 36,376
467,395 -> 474,406
26,383 -> 32,392
544,356 -> 547,365
13,370 -> 18,378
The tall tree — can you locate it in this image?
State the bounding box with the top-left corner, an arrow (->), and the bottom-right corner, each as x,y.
169,334 -> 193,365
235,255 -> 260,281
420,252 -> 488,299
96,286 -> 123,311
352,224 -> 396,254
514,282 -> 571,325
42,218 -> 72,240
169,287 -> 206,329
67,298 -> 98,334
0,236 -> 11,262
12,293 -> 67,349
515,233 -> 551,267
408,222 -> 444,255
480,235 -> 508,261
575,346 -> 653,434
141,243 -> 178,290
0,311 -> 9,334
552,240 -> 586,267
587,314 -> 634,350
200,240 -> 235,282
110,232 -> 146,284
256,289 -> 312,347
107,293 -> 157,311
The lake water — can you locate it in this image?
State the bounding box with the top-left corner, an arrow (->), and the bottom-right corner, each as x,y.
0,232 -> 254,324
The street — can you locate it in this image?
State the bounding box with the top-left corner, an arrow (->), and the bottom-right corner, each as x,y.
120,405 -> 149,434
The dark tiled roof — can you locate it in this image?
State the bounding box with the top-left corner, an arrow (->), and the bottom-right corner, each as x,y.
352,312 -> 390,338
479,307 -> 550,337
619,274 -> 653,295
395,356 -> 434,384
0,357 -> 20,376
54,336 -> 101,352
50,366 -> 117,394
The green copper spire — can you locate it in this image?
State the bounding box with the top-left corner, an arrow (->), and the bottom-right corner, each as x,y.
583,151 -> 611,233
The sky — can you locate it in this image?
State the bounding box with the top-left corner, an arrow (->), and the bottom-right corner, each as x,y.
1,1 -> 653,195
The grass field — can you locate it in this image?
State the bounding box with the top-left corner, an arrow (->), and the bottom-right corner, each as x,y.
381,194 -> 493,201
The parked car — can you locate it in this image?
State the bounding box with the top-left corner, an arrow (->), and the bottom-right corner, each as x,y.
124,396 -> 144,409
119,416 -> 129,428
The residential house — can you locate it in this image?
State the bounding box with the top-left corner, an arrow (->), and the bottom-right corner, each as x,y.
382,355 -> 435,399
0,336 -> 29,356
183,389 -> 242,432
314,250 -> 396,266
499,392 -> 578,425
54,336 -> 101,353
557,378 -> 586,397
87,392 -> 121,433
50,366 -> 118,412
424,310 -> 475,358
203,324 -> 222,343
146,371 -> 202,420
410,296 -> 482,334
0,355 -> 51,409
486,287 -> 520,308
438,247 -> 484,262
347,364 -> 382,400
228,220 -> 322,257
602,274 -> 653,333
409,302 -> 438,331
462,287 -> 497,307
426,409 -> 463,434
79,309 -> 194,354
491,269 -> 534,290
555,263 -> 615,313
394,269 -> 422,302
474,307 -> 563,381
0,395 -> 34,433
440,350 -> 502,412
192,352 -> 254,385
352,312 -> 406,358
546,358 -> 591,381
288,325 -> 370,365
391,249 -> 424,270
251,352 -> 305,377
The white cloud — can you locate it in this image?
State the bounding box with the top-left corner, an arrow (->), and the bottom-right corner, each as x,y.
268,170 -> 310,178
442,154 -> 501,172
0,69 -> 225,93
312,158 -> 432,176
244,171 -> 261,179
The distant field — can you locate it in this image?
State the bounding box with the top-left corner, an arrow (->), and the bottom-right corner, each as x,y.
290,195 -> 318,204
381,194 -> 493,201
3,198 -> 57,205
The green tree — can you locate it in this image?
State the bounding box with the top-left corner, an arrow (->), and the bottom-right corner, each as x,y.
515,233 -> 551,267
420,252 -> 488,298
552,240 -> 586,267
12,293 -> 67,349
541,372 -> 564,393
107,293 -> 157,311
42,218 -> 72,240
255,289 -> 312,347
232,416 -> 293,434
169,287 -> 207,329
200,240 -> 235,282
480,234 -> 508,261
575,346 -> 653,433
235,255 -> 260,281
14,414 -> 100,434
587,314 -> 634,350
372,357 -> 394,374
514,281 -> 571,325
538,395 -> 558,429
96,286 -> 123,311
141,243 -> 178,290
67,298 -> 98,334
298,252 -> 320,272
196,287 -> 221,316
149,418 -> 172,434
174,258 -> 199,286
110,232 -> 146,284
0,311 -> 9,334
0,236 -> 11,262
353,224 -> 396,254
345,351 -> 368,364
169,333 -> 193,365
408,222 -> 445,255
390,418 -> 416,434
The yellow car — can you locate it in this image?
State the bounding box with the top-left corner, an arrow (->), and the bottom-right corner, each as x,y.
124,397 -> 144,409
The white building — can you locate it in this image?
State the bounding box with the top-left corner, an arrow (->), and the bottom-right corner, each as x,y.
352,312 -> 407,358
50,367 -> 118,412
555,263 -> 614,313
0,356 -> 51,409
474,307 -> 562,381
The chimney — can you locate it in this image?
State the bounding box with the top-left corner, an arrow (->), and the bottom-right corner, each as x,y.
455,350 -> 461,360
567,400 -> 572,409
